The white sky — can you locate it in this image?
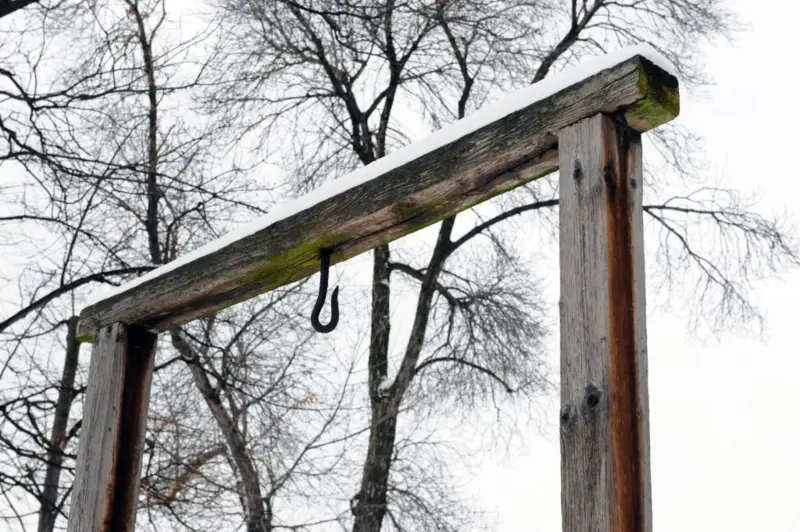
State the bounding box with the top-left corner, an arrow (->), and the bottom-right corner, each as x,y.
3,1 -> 798,530
468,1 -> 800,530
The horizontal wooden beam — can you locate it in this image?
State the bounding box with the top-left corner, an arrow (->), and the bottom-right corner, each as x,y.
77,54 -> 679,341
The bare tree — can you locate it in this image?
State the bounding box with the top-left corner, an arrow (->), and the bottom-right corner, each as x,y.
206,1 -> 796,531
1,0 -> 796,531
2,1 -> 356,530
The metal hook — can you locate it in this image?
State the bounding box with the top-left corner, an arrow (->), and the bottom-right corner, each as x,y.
311,248 -> 339,333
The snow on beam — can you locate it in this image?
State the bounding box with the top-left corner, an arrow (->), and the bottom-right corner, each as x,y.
77,45 -> 679,341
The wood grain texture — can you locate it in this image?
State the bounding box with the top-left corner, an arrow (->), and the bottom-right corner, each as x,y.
67,323 -> 157,532
77,55 -> 678,341
558,114 -> 651,532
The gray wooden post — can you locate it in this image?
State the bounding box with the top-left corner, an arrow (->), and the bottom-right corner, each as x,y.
558,114 -> 652,532
67,323 -> 157,532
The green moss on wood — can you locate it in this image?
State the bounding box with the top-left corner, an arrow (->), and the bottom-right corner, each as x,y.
75,159 -> 556,342
76,328 -> 95,344
394,200 -> 436,220
245,232 -> 346,289
624,58 -> 680,131
392,164 -> 557,236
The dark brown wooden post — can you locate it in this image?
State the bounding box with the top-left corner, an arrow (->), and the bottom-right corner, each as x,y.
67,323 -> 157,532
558,114 -> 652,532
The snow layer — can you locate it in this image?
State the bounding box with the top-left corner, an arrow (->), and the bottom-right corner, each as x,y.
377,376 -> 392,398
82,44 -> 675,309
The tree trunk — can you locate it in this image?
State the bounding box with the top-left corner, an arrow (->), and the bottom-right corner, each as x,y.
170,331 -> 270,532
352,402 -> 398,532
38,316 -> 80,532
351,244 -> 394,532
352,216 -> 455,532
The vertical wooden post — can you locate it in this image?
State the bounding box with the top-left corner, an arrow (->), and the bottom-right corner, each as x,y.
558,114 -> 651,532
67,322 -> 157,532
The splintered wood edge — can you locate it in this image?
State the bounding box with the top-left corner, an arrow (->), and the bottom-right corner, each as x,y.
77,56 -> 679,342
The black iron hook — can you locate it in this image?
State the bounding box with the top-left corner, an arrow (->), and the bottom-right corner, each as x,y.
311,248 -> 339,333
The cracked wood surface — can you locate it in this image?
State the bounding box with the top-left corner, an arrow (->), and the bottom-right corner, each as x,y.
558,114 -> 651,532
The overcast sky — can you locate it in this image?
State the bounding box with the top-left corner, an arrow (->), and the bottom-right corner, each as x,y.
468,1 -> 800,530
3,1 -> 798,530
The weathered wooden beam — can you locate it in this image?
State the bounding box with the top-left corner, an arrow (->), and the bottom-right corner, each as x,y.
77,54 -> 678,341
67,323 -> 157,532
558,114 -> 651,531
